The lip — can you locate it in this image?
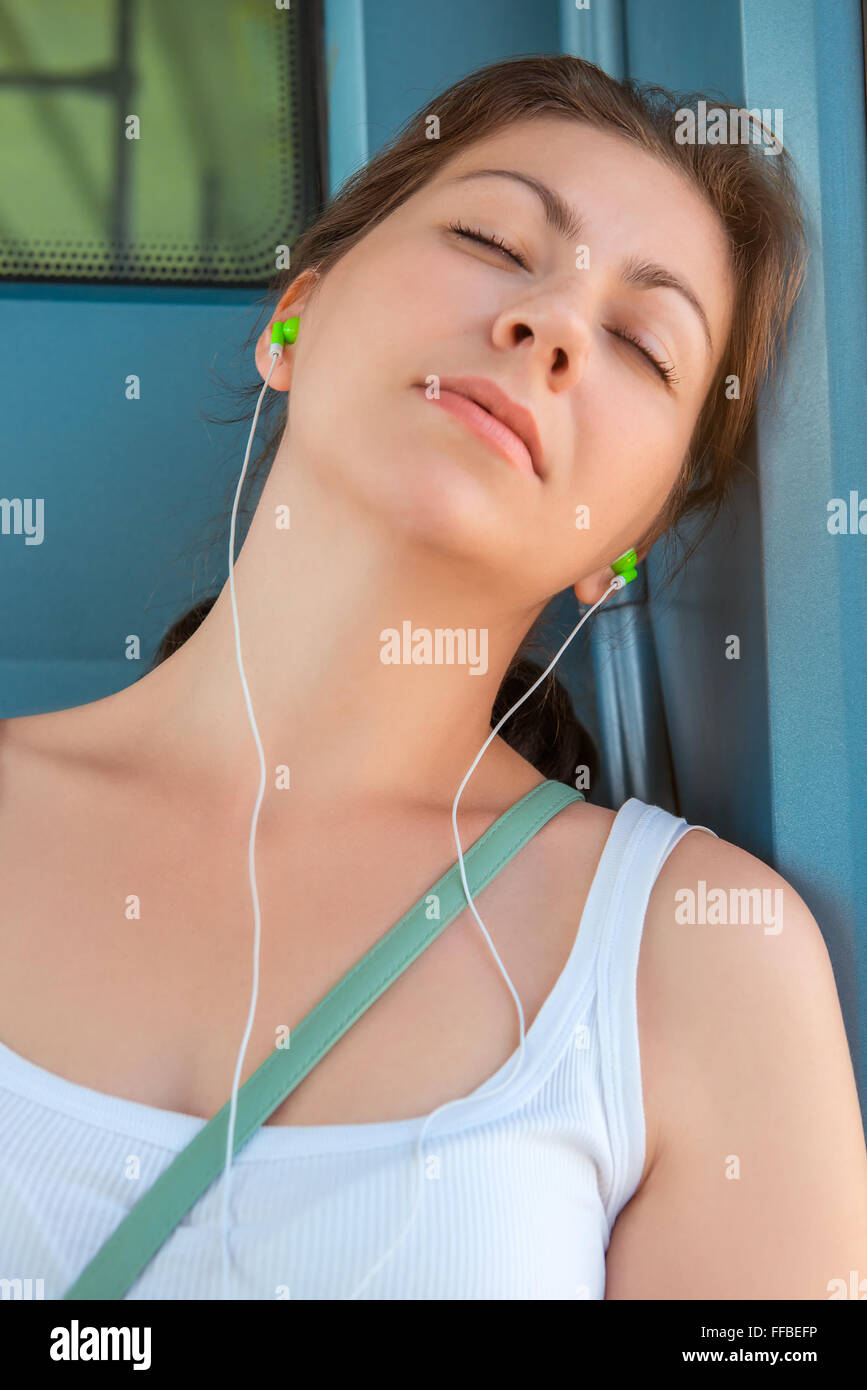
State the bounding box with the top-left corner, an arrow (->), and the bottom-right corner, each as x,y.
416,376 -> 545,480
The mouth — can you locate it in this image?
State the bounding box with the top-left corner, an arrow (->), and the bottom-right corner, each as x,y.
414,377 -> 544,481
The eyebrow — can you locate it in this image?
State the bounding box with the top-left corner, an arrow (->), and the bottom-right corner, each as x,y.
447,167 -> 714,358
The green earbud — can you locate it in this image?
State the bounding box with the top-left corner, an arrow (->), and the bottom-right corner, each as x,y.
271,317 -> 300,346
611,548 -> 638,584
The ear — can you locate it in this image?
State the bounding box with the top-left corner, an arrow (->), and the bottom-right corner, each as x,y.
572,566 -> 619,607
572,549 -> 640,606
253,268 -> 321,390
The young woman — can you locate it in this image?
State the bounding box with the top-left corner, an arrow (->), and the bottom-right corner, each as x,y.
1,55 -> 865,1301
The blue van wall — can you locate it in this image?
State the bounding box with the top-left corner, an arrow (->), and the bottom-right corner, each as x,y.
1,0 -> 864,1118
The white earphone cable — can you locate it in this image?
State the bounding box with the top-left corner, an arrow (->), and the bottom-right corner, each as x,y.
219,349 -> 280,1301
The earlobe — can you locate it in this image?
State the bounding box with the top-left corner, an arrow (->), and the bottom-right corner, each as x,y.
572,573 -> 611,607
256,329 -> 293,390
573,548 -> 639,606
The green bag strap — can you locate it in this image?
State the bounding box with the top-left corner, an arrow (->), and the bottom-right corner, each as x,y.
63,778 -> 584,1300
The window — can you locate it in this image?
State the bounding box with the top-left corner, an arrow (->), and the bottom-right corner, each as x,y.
0,0 -> 326,285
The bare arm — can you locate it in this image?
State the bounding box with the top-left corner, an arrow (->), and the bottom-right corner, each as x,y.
605,830 -> 867,1299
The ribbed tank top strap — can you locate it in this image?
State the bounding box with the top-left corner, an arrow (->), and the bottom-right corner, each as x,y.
591,797 -> 718,1233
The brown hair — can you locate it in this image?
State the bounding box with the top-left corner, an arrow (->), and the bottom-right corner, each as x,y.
151,54 -> 807,790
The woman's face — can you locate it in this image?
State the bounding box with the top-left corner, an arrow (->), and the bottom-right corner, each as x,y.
265,115 -> 735,605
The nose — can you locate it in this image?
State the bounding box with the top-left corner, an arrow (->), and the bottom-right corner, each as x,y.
490,285 -> 593,391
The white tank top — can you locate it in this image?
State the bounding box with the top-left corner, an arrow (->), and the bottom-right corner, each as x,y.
0,796 -> 714,1300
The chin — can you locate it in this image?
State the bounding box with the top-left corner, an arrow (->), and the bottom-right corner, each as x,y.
310,402 -> 521,563
383,435 -> 519,559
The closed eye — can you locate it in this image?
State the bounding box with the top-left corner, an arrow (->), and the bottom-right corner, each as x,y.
607,326 -> 679,387
447,220 -> 530,270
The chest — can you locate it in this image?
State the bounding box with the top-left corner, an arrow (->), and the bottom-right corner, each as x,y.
0,770 -> 605,1128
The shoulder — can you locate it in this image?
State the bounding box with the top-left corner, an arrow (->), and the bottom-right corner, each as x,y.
0,704 -> 148,847
0,711 -> 85,809
644,817 -> 832,957
0,707 -> 86,772
639,825 -> 843,1163
605,821 -> 867,1297
0,693 -> 140,786
641,823 -> 838,1037
471,750 -> 618,883
517,790 -> 618,895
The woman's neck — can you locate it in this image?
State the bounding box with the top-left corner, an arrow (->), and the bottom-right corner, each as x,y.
121,449 -> 546,816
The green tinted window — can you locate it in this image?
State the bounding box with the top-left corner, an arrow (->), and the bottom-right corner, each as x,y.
0,0 -> 324,284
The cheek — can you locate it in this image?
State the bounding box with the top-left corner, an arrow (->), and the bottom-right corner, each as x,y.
323,258 -> 447,394
306,242 -> 489,423
355,235 -> 451,331
595,367 -> 696,492
564,408 -> 688,543
359,233 -> 497,346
